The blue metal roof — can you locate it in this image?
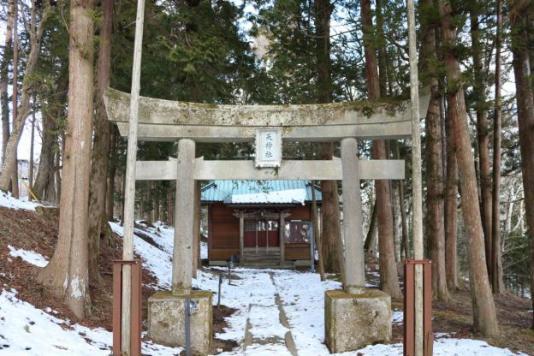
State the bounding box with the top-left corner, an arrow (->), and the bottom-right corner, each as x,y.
201,180 -> 322,204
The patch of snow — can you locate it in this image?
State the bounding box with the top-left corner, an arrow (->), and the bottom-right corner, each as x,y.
69,277 -> 85,299
109,222 -> 172,289
239,344 -> 292,355
0,289 -> 182,355
0,191 -> 40,211
248,304 -> 288,339
8,245 -> 48,267
201,241 -> 208,260
354,338 -> 526,355
231,188 -> 307,204
392,310 -> 403,325
434,332 -> 454,338
0,288 -> 110,355
272,271 -> 340,354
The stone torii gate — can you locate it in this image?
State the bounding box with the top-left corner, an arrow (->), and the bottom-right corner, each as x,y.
105,88 -> 429,354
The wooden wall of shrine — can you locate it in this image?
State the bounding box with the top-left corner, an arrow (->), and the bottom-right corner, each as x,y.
207,203 -> 314,263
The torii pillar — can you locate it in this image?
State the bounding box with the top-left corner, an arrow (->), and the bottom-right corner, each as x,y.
324,138 -> 393,354
147,138 -> 213,355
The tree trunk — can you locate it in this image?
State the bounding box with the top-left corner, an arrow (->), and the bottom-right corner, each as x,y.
0,2 -> 51,193
393,142 -> 409,260
319,172 -> 342,273
315,0 -> 343,275
32,73 -> 66,204
421,0 -> 448,301
311,181 -> 325,280
510,0 -> 534,329
364,199 -> 377,254
439,0 -> 499,336
0,0 -> 16,162
445,94 -> 458,291
471,9 -> 493,281
398,180 -> 409,259
491,0 -> 504,294
361,0 -> 401,299
10,0 -> 19,198
29,101 -> 35,191
106,128 -> 118,220
375,0 -> 388,97
38,0 -> 95,319
88,0 -> 113,288
167,184 -> 174,225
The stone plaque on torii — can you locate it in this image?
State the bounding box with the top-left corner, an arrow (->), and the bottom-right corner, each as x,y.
104,89 -> 430,353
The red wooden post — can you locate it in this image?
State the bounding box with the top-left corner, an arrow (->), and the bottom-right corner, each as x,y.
404,260 -> 432,356
112,263 -> 122,356
113,260 -> 142,356
404,262 -> 415,356
423,262 -> 433,356
131,261 -> 142,356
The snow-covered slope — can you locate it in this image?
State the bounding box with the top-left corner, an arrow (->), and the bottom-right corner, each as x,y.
0,203 -> 526,355
0,191 -> 40,211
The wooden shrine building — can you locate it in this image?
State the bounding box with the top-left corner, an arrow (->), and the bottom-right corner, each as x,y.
201,180 -> 322,267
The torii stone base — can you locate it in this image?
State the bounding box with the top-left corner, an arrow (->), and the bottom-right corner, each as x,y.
148,290 -> 213,355
325,289 -> 392,353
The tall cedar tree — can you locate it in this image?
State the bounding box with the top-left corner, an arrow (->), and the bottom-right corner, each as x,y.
439,0 -> 499,336
491,0 -> 504,293
361,0 -> 401,299
470,2 -> 493,279
315,0 -> 344,276
445,91 -> 459,291
88,0 -> 113,287
509,0 -> 534,328
38,0 -> 95,318
32,71 -> 67,203
0,1 -> 51,193
421,0 -> 448,301
0,0 -> 16,161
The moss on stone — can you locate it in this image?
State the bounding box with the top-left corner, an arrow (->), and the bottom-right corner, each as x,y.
326,288 -> 389,299
105,87 -> 410,127
149,289 -> 213,300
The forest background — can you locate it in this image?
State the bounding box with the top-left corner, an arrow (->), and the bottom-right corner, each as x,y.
0,0 -> 533,337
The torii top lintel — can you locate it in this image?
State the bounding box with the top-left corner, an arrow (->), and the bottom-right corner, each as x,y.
104,87 -> 430,142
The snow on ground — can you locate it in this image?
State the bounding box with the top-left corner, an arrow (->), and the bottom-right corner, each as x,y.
0,289 -> 110,355
108,221 -> 524,356
355,339 -> 525,356
392,310 -> 403,324
0,289 -> 182,355
109,222 -> 173,289
7,245 -> 49,267
0,191 -> 39,211
0,211 -> 527,355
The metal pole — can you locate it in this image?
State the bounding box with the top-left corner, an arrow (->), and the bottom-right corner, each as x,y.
406,0 -> 424,355
217,273 -> 222,307
185,296 -> 191,356
121,0 -> 146,353
310,223 -> 315,273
